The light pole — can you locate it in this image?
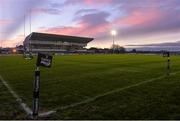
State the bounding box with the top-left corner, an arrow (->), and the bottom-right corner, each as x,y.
111,30 -> 117,53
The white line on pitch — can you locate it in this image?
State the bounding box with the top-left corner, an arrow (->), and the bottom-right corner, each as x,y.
43,71 -> 180,115
0,75 -> 32,116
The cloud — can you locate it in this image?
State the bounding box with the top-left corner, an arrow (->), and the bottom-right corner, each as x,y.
75,9 -> 98,15
115,8 -> 161,26
63,0 -> 113,6
112,0 -> 180,39
31,8 -> 61,15
2,0 -> 180,48
118,9 -> 180,38
2,34 -> 24,47
61,0 -> 180,39
78,11 -> 110,27
0,19 -> 14,26
127,41 -> 180,47
1,0 -> 46,40
38,11 -> 111,38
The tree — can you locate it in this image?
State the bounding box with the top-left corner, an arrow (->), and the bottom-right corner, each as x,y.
111,44 -> 126,53
131,49 -> 137,53
88,47 -> 100,53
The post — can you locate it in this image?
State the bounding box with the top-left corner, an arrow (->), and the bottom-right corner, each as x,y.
113,35 -> 115,54
31,53 -> 53,119
32,66 -> 40,119
29,9 -> 31,34
111,30 -> 116,54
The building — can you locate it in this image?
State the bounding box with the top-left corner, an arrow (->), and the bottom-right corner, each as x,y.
1,48 -> 12,54
16,45 -> 24,54
23,32 -> 93,53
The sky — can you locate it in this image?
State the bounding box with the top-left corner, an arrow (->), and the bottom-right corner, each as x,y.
0,0 -> 180,48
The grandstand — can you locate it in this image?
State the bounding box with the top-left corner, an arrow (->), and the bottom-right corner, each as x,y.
23,32 -> 93,53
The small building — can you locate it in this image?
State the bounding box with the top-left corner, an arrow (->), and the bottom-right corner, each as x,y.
23,32 -> 93,53
1,48 -> 12,54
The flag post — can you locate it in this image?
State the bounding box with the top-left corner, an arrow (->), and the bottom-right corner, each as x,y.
32,66 -> 40,119
32,53 -> 53,119
163,51 -> 170,76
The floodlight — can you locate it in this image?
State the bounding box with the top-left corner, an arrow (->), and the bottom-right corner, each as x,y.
111,30 -> 117,36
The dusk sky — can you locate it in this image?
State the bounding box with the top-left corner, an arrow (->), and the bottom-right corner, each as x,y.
0,0 -> 180,48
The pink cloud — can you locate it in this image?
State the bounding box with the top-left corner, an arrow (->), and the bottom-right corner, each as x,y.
2,35 -> 24,47
118,8 -> 180,39
84,0 -> 113,5
77,21 -> 110,36
64,0 -> 113,6
0,19 -> 14,26
116,8 -> 164,27
38,22 -> 110,37
38,26 -> 80,35
38,11 -> 111,38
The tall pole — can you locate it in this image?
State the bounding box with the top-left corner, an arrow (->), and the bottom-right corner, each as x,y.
111,30 -> 116,54
24,14 -> 26,38
113,34 -> 115,54
29,9 -> 31,34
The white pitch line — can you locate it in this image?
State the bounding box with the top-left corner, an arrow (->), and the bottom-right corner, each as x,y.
0,75 -> 32,116
38,110 -> 56,117
43,71 -> 180,115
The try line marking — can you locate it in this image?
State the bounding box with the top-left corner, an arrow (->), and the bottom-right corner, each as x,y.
44,71 -> 180,115
0,75 -> 32,116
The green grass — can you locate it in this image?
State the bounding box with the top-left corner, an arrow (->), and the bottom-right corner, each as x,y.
0,54 -> 180,119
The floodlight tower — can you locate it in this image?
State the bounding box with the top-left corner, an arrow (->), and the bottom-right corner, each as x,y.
111,30 -> 117,53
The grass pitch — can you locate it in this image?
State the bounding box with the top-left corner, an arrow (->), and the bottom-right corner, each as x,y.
1,54 -> 180,119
